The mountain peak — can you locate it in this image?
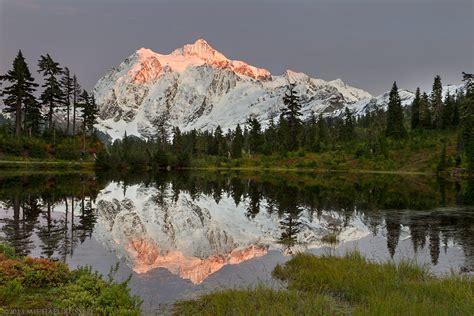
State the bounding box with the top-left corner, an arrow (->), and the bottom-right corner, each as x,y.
194,38 -> 211,46
135,47 -> 156,58
172,38 -> 228,63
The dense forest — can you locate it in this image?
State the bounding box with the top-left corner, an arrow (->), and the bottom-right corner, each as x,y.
1,50 -> 473,175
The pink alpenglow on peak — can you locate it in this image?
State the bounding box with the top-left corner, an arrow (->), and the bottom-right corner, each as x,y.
128,52 -> 162,84
128,38 -> 271,82
171,38 -> 228,63
125,238 -> 268,284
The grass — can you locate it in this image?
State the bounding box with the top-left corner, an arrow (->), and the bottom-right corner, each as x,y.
0,158 -> 95,171
174,286 -> 348,316
174,252 -> 474,315
0,243 -> 141,315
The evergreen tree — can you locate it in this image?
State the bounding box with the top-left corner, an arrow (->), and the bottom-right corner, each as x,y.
0,50 -> 38,136
277,113 -> 289,153
452,97 -> 460,127
24,96 -> 43,136
385,82 -> 406,139
60,67 -> 73,133
341,107 -> 355,142
213,125 -> 226,156
302,112 -> 318,151
79,90 -> 89,133
461,72 -> 474,173
282,83 -> 302,151
38,54 -> 63,131
82,93 -> 98,134
419,92 -> 432,129
247,117 -> 262,155
72,75 -> 81,136
231,124 -> 244,158
172,127 -> 183,154
263,117 -> 278,154
411,88 -> 421,129
442,92 -> 454,128
431,75 -> 444,129
317,113 -> 328,146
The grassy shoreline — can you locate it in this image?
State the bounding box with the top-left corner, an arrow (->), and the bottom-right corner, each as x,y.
189,166 -> 436,175
0,158 -> 438,175
0,159 -> 95,171
174,252 -> 474,315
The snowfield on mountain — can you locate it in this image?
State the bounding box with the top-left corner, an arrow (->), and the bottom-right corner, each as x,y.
93,39 -> 462,140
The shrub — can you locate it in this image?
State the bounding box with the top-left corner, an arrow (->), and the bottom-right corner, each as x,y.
0,279 -> 23,305
0,243 -> 16,259
56,265 -> 142,314
0,244 -> 142,314
22,257 -> 70,288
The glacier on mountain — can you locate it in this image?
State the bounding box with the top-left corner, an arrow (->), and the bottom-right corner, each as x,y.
93,39 -> 463,140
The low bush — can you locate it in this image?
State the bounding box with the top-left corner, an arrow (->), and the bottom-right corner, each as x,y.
0,243 -> 142,314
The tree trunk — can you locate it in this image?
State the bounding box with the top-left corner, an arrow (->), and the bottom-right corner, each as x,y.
66,97 -> 70,134
49,101 -> 53,131
73,102 -> 76,136
72,84 -> 77,136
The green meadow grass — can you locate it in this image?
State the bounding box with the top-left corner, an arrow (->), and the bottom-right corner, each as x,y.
174,252 -> 474,316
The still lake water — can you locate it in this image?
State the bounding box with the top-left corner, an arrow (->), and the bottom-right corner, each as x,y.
0,171 -> 473,311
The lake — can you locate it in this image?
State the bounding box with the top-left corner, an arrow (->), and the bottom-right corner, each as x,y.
0,171 -> 473,312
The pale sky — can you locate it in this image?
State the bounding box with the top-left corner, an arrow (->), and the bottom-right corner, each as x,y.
1,0 -> 473,95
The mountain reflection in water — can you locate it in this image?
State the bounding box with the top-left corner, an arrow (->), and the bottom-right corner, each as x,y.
1,171 -> 473,285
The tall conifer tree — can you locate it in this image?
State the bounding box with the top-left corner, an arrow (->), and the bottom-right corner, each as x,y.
419,92 -> 432,129
72,75 -> 81,136
60,67 -> 73,133
82,93 -> 98,134
231,124 -> 244,158
461,72 -> 474,172
247,117 -> 262,155
282,83 -> 302,151
38,54 -> 63,131
341,107 -> 355,142
431,75 -> 443,129
411,88 -> 421,129
442,92 -> 454,128
386,82 -> 406,139
0,50 -> 38,136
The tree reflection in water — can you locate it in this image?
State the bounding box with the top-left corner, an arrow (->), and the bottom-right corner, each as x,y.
0,171 -> 472,272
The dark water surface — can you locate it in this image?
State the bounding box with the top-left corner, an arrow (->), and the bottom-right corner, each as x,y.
1,171 -> 473,311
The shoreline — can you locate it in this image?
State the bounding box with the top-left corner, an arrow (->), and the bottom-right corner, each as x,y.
0,159 -> 471,179
0,159 -> 95,171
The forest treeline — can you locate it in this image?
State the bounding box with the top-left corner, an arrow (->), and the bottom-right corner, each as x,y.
0,50 -> 100,160
97,74 -> 474,174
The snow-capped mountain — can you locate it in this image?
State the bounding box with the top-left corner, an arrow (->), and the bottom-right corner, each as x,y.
346,84 -> 463,117
93,39 -> 372,140
93,39 -> 464,140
